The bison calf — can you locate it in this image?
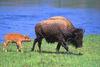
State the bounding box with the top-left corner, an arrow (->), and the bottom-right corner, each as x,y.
3,33 -> 31,52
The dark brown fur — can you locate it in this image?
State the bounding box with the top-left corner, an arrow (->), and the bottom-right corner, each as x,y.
31,16 -> 84,52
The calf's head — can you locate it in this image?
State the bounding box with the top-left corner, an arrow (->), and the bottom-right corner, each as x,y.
23,35 -> 31,42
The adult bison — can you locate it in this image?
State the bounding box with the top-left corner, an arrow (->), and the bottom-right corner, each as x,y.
31,16 -> 84,52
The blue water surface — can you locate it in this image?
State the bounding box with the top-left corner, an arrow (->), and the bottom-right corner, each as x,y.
0,6 -> 100,43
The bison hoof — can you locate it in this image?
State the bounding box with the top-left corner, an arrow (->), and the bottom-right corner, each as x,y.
31,48 -> 34,51
79,52 -> 83,55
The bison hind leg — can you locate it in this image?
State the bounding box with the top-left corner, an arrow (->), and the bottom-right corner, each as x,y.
31,37 -> 42,52
31,38 -> 38,51
37,39 -> 42,52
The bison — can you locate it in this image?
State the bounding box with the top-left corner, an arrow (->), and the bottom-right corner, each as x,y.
3,33 -> 31,52
31,16 -> 84,52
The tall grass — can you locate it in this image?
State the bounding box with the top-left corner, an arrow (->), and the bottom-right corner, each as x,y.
0,35 -> 100,67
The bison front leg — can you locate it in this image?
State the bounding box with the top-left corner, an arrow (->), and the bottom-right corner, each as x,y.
62,42 -> 69,51
58,35 -> 69,52
60,39 -> 69,52
56,43 -> 61,52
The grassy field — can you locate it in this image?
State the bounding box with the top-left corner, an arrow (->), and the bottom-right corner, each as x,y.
0,35 -> 100,67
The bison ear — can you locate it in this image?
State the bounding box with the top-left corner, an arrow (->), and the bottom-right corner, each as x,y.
78,28 -> 85,34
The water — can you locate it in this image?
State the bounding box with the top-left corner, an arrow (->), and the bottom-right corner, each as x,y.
0,6 -> 100,43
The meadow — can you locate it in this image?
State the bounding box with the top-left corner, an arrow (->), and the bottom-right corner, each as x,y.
0,35 -> 100,67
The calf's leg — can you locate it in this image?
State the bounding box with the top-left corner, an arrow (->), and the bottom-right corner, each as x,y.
16,45 -> 19,52
16,42 -> 23,52
3,41 -> 9,52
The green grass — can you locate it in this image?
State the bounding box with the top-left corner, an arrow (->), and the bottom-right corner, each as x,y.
0,35 -> 100,67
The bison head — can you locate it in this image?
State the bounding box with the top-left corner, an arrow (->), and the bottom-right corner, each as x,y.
71,28 -> 84,48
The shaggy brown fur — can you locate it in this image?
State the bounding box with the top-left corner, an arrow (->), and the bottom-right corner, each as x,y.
41,16 -> 74,29
31,16 -> 84,52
